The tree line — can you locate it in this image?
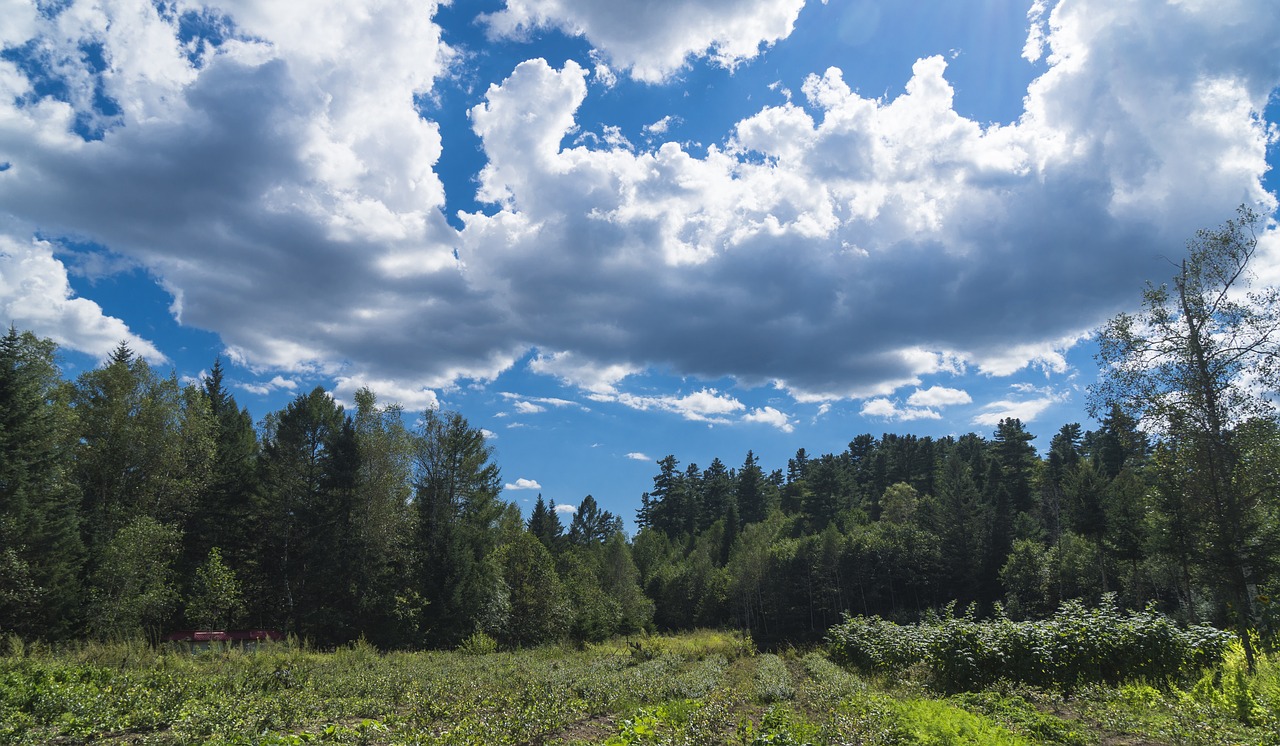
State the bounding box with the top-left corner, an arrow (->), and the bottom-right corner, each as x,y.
2,209 -> 1277,658
0,340 -> 650,648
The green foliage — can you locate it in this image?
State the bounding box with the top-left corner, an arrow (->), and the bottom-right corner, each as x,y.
88,516 -> 183,640
2,631 -> 1279,745
754,654 -> 795,703
457,631 -> 498,655
828,596 -> 1233,692
186,547 -> 243,630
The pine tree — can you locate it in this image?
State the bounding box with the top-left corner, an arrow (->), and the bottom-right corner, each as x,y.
412,408 -> 504,645
250,387 -> 354,640
0,328 -> 84,638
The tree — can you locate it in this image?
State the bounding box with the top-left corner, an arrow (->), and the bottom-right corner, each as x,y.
412,408 -> 504,644
184,358 -> 258,582
567,494 -> 620,546
0,329 -> 83,638
491,532 -> 569,646
89,516 -> 182,640
736,450 -> 770,524
1092,206 -> 1280,671
527,494 -> 565,550
187,547 -> 243,630
250,387 -> 357,640
349,388 -> 417,646
73,344 -> 214,561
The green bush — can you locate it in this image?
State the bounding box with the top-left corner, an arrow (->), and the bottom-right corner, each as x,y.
827,596 -> 1233,692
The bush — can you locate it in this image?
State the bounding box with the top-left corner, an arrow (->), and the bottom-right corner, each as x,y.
827,595 -> 1232,692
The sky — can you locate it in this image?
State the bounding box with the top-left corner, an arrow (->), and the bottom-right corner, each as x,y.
2,0 -> 1280,527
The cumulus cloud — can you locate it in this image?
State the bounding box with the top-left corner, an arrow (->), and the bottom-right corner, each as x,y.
0,0 -> 494,387
744,406 -> 795,432
460,3 -> 1280,404
500,392 -> 580,411
0,233 -> 164,362
513,400 -> 545,414
332,375 -> 441,411
971,385 -> 1069,426
482,0 -> 807,82
504,477 -> 542,490
3,0 -> 1280,423
906,386 -> 972,408
240,375 -> 300,396
860,398 -> 942,422
625,452 -> 651,461
553,503 -> 577,515
598,387 -> 745,424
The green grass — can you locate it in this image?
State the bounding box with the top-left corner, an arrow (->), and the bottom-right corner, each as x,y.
1,632 -> 1278,744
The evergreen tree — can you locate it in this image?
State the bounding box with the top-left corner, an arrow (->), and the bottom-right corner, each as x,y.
73,345 -> 214,563
0,329 -> 83,638
250,387 -> 356,640
992,418 -> 1037,514
412,408 -> 504,645
527,494 -> 565,550
735,450 -> 769,524
924,451 -> 984,605
567,494 -> 620,546
700,458 -> 734,531
185,358 -> 258,579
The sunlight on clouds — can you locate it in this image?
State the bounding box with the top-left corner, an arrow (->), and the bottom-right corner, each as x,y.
529,351 -> 639,395
971,385 -> 1070,426
0,233 -> 165,362
744,406 -> 795,433
504,477 -> 542,490
331,375 -> 441,411
481,0 -> 805,83
859,398 -> 941,422
2,0 -> 1279,427
907,386 -> 972,408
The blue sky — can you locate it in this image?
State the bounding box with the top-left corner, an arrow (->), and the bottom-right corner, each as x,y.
2,0 -> 1280,526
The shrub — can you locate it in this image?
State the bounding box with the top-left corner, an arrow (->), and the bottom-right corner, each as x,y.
827,595 -> 1232,692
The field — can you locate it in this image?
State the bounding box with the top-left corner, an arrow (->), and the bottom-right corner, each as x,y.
2,631 -> 1279,745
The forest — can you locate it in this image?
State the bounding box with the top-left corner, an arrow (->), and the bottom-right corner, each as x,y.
1,209 -> 1279,667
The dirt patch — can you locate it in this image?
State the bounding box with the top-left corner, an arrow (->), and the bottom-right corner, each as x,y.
522,712 -> 616,745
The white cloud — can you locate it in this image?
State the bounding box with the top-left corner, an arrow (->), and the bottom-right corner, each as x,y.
644,115 -> 679,136
4,0 -> 1280,416
971,399 -> 1057,427
859,397 -> 941,422
906,386 -> 972,408
528,351 -> 639,395
625,451 -> 651,461
480,428 -> 498,440
598,387 -> 745,424
481,0 -> 806,82
500,392 -> 579,409
554,503 -> 577,515
970,386 -> 1070,427
744,406 -> 795,432
504,477 -> 542,490
0,233 -> 164,362
332,375 -> 440,411
240,375 -> 301,396
460,4 -> 1280,402
513,400 -> 545,414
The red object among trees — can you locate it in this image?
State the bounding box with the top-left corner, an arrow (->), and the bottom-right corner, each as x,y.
163,630 -> 284,648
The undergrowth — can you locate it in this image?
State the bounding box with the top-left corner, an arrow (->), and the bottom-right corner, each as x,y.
1,628 -> 1277,745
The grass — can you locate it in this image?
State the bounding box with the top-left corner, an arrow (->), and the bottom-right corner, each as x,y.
0,631 -> 1277,744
